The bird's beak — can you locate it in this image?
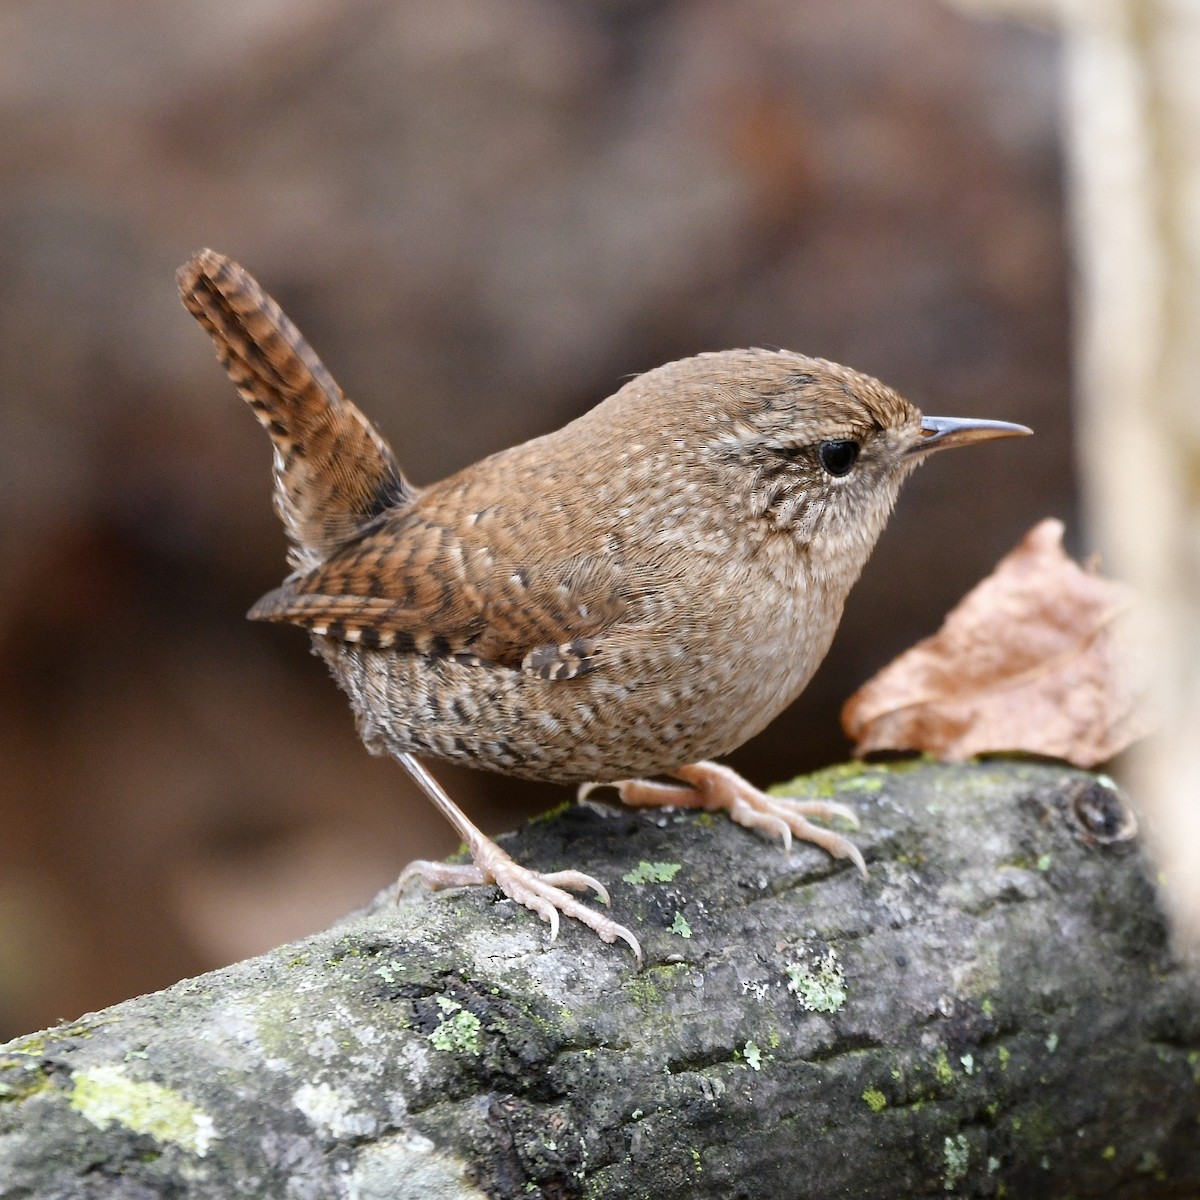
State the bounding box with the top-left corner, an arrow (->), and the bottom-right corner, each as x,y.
911,415 -> 1033,455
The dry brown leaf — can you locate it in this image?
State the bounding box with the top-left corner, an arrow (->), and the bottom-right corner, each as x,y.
841,518 -> 1154,767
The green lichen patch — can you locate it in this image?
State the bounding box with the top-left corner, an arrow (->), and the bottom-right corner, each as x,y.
1137,1149 -> 1166,1179
933,1049 -> 955,1086
623,963 -> 690,1014
70,1064 -> 218,1156
743,1042 -> 762,1071
55,1017 -> 113,1042
1,1034 -> 46,1057
862,1087 -> 887,1113
771,758 -> 928,802
669,912 -> 692,939
3,1017 -> 110,1061
528,800 -> 575,825
622,861 -> 682,885
0,1059 -> 49,1103
943,1133 -> 970,1190
428,997 -> 483,1056
373,960 -> 409,985
785,950 -> 846,1013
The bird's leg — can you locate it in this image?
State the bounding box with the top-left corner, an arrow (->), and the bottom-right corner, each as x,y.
394,753 -> 643,963
581,760 -> 867,878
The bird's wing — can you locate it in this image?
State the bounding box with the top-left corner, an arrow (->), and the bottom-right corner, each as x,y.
248,509 -> 643,678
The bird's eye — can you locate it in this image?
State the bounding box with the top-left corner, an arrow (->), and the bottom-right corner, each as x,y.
818,439 -> 860,477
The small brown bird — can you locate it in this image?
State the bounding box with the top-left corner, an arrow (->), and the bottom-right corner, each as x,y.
178,249 -> 1030,963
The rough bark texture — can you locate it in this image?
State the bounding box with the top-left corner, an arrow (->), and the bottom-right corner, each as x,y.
1,761 -> 1197,1199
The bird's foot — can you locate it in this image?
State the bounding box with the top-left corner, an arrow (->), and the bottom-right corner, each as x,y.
398,842 -> 643,965
581,760 -> 867,877
392,752 -> 642,963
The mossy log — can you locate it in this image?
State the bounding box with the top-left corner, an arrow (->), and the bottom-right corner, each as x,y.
1,761 -> 1197,1199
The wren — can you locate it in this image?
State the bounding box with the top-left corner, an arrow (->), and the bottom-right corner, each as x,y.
178,249 -> 1031,963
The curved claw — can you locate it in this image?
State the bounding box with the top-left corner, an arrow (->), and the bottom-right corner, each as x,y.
392,754 -> 640,962
611,924 -> 644,965
841,840 -> 869,880
729,799 -> 793,852
517,875 -> 643,966
541,870 -> 612,906
836,803 -> 861,830
423,843 -> 642,964
612,761 -> 868,883
773,796 -> 861,830
822,801 -> 861,830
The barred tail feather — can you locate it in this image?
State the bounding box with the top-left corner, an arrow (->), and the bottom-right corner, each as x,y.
178,249 -> 413,570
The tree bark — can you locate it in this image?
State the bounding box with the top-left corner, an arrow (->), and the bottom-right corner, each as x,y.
1,760 -> 1197,1199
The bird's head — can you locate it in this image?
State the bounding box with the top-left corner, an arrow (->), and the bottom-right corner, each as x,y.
610,349 -> 1031,582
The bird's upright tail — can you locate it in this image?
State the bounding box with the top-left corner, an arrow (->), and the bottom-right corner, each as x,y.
177,249 -> 413,571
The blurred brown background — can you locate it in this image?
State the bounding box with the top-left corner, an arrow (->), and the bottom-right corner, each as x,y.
0,0 -> 1070,1038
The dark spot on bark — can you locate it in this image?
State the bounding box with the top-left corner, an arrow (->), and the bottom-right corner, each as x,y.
1070,778 -> 1138,844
